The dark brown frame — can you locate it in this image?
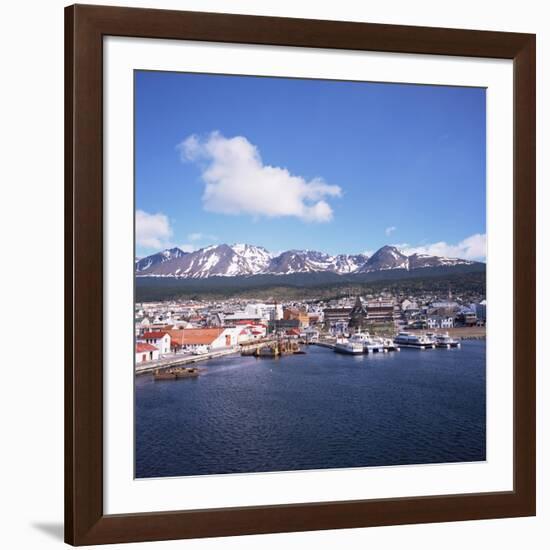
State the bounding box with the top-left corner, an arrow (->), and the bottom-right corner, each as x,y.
65,3 -> 536,545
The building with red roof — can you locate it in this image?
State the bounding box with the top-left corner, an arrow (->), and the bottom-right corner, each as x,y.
139,331 -> 171,355
135,342 -> 159,363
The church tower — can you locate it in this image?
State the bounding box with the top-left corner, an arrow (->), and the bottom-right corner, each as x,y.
348,296 -> 368,333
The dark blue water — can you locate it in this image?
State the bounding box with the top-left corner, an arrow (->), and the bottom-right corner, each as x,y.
135,341 -> 486,478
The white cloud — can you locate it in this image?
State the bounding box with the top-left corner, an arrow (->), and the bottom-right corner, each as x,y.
397,233 -> 487,261
178,243 -> 195,253
135,209 -> 173,249
177,131 -> 342,223
188,232 -> 218,242
363,249 -> 375,257
385,226 -> 397,236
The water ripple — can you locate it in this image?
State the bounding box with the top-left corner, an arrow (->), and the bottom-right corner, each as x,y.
136,341 -> 486,478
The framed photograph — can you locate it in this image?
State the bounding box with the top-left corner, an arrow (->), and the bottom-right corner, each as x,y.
65,4 -> 536,545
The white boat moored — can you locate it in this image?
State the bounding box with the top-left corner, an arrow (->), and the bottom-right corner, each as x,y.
394,331 -> 436,350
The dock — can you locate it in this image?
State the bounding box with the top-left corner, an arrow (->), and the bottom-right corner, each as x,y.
396,343 -> 435,350
312,340 -> 400,354
241,338 -> 304,358
136,347 -> 238,375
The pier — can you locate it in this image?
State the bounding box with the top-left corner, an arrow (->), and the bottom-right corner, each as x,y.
311,340 -> 400,353
136,347 -> 238,375
240,338 -> 278,355
136,331 -> 460,376
136,338 -> 283,374
241,338 -> 304,358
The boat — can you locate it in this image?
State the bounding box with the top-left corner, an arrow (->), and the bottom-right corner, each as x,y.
431,332 -> 461,348
175,367 -> 200,378
241,347 -> 259,357
257,345 -> 280,358
368,336 -> 400,352
153,367 -> 200,380
362,334 -> 386,354
348,331 -> 392,353
256,339 -> 304,358
393,331 -> 436,349
381,337 -> 400,352
334,337 -> 364,355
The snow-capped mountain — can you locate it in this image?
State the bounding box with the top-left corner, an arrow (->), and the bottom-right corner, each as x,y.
266,250 -> 369,275
408,252 -> 474,270
135,247 -> 188,273
328,254 -> 370,274
230,243 -> 273,274
358,245 -> 409,272
135,243 -> 478,278
137,244 -> 272,278
356,246 -> 475,273
268,250 -> 330,274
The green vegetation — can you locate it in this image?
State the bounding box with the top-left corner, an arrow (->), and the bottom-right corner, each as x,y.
135,270 -> 486,303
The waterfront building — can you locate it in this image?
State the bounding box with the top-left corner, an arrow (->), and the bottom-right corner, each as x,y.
135,342 -> 159,363
366,298 -> 399,324
140,331 -> 171,355
166,329 -> 185,353
323,306 -> 352,334
168,327 -> 242,353
330,320 -> 349,335
456,308 -> 478,327
236,325 -> 266,343
323,307 -> 352,325
427,315 -> 455,329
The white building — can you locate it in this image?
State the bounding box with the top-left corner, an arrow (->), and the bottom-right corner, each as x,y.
427,316 -> 454,329
135,342 -> 159,363
237,325 -> 266,344
243,303 -> 283,321
140,331 -> 171,355
176,327 -> 242,354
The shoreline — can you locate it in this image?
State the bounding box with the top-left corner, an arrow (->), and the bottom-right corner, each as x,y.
408,326 -> 486,340
136,337 -> 486,376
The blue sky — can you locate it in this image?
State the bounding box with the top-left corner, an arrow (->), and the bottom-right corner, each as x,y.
135,70 -> 486,260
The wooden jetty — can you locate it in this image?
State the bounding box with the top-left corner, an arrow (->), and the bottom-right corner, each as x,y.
153,367 -> 201,381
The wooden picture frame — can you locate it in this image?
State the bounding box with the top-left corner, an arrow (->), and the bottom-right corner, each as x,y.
65,4 -> 536,545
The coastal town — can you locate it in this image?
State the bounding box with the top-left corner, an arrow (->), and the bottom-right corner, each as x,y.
135,288 -> 487,372
132,70 -> 489,478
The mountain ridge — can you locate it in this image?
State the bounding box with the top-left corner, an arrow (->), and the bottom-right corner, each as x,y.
135,243 -> 481,279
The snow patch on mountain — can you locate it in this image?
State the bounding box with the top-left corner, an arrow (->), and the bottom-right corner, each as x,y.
136,243 -> 477,278
135,247 -> 187,273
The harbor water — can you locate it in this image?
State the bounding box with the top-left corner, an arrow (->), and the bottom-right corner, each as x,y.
135,340 -> 486,478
